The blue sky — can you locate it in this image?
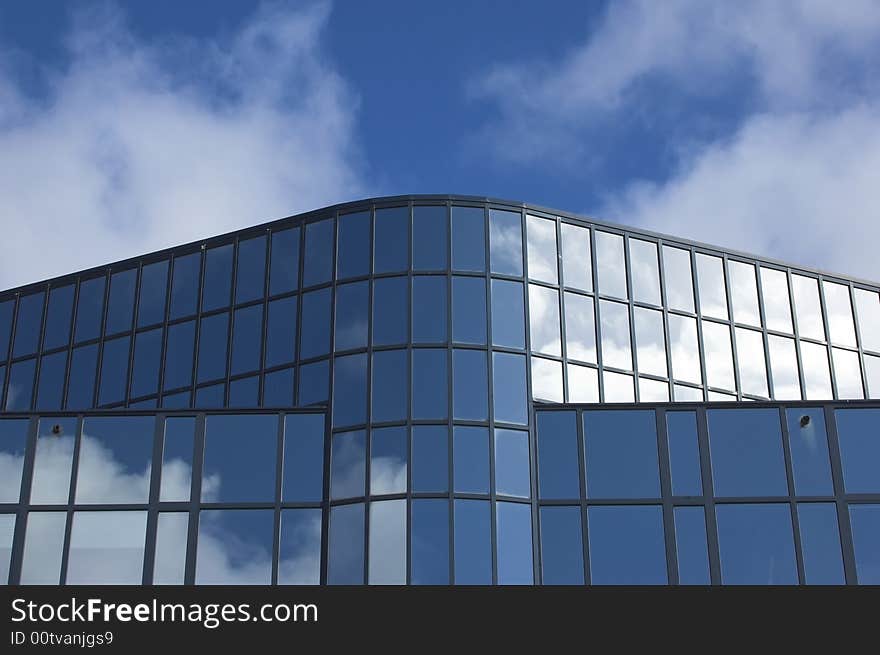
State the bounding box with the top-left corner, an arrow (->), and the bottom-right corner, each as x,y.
1,0 -> 879,288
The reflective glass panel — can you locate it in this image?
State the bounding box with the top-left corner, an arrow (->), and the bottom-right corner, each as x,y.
798,503 -> 845,585
451,206 -> 486,272
265,297 -> 296,367
497,501 -> 533,585
6,359 -> 35,411
66,345 -> 97,408
702,321 -> 734,391
495,428 -> 530,498
493,352 -> 527,425
196,313 -> 228,384
453,277 -> 486,345
708,408 -> 787,496
196,509 -> 273,584
264,370 -> 295,408
230,305 -> 262,376
728,260 -> 760,326
202,244 -> 233,312
823,281 -> 856,347
21,512 -> 66,584
282,413 -> 324,502
674,385 -> 703,401
603,370 -> 634,402
536,411 -> 579,499
760,268 -> 792,333
413,276 -> 447,344
564,293 -> 595,363
529,284 -> 560,356
372,350 -> 408,423
715,504 -> 797,584
278,509 -> 322,585
74,277 -> 105,343
412,349 -> 447,420
489,209 -> 522,276
195,384 -> 224,409
169,253 -> 200,320
531,356 -> 563,402
667,412 -> 703,496
234,236 -> 266,304
634,307 -> 666,377
269,227 -> 299,295
332,353 -> 367,428
30,418 -> 76,504
584,410 -> 660,498
136,261 -> 168,328
668,314 -> 701,384
413,206 -> 448,271
836,408 -> 880,493
526,215 -> 557,284
599,300 -> 631,371
412,426 -> 448,493
849,504 -> 880,585
567,363 -> 599,403
13,292 -> 44,357
453,349 -> 487,421
153,512 -> 188,585
67,511 -> 146,584
491,280 -> 526,349
163,320 -> 195,391
98,336 -> 129,406
303,219 -> 333,287
105,269 -> 136,335
130,328 -> 161,399
328,503 -> 365,585
370,426 -> 407,495
560,223 -> 591,291
160,417 -> 194,502
44,285 -> 75,350
0,300 -> 12,361
768,335 -> 801,400
674,507 -> 710,585
334,281 -> 368,352
454,500 -> 491,584
801,341 -> 832,400
540,506 -> 584,585
663,246 -> 694,312
629,239 -> 661,305
595,231 -> 626,299
202,415 -> 277,502
696,254 -> 728,320
866,355 -> 880,399
792,275 -> 824,341
300,288 -> 331,359
411,499 -> 450,585
163,391 -> 191,410
369,500 -> 406,584
337,212 -> 369,280
0,419 -> 27,502
854,289 -> 880,353
639,377 -> 668,402
833,348 -> 863,399
453,426 -> 489,494
330,431 -> 365,500
735,327 -> 768,397
373,277 -> 408,346
588,506 -> 667,585
0,515 -> 11,583
36,351 -> 66,410
374,207 -> 409,274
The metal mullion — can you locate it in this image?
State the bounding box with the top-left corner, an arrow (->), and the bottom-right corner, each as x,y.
155,253 -> 175,407
358,207 -> 370,585
122,264 -> 146,407
589,228 -> 605,401
847,283 -> 871,399
753,264 -> 775,399
404,203 -> 414,586
690,249 -> 709,401
271,413 -> 284,585
484,205 -> 500,585
28,286 -> 52,412
256,230 -> 272,405
7,416 -> 38,583
59,414 -> 85,584
142,414 -> 164,584
816,276 -> 839,400
778,406 -> 806,585
785,269 -> 809,401
189,246 -> 207,408
721,254 -> 742,400
222,238 -> 240,407
441,201 -> 453,586
823,405 -> 857,584
656,241 -> 676,401
623,234 -> 640,401
183,413 -> 206,584
695,407 -> 721,584
655,409 -> 677,584
576,409 -> 590,585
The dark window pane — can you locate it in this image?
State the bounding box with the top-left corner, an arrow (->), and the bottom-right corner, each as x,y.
43,285 -> 75,350
411,499 -> 450,584
269,227 -> 299,295
373,277 -> 408,346
337,211 -> 370,280
202,244 -> 233,311
129,398 -> 157,409
203,415 -> 277,502
588,505 -> 667,585
454,426 -> 489,494
160,417 -> 194,502
492,352 -> 527,425
540,506 -> 584,585
497,501 -> 533,585
67,511 -> 146,584
412,425 -> 448,493
0,418 -> 28,502
105,269 -> 136,335
66,345 -> 97,408
451,206 -> 485,272
303,219 -> 333,287
453,349 -> 487,421
333,353 -> 367,428
229,376 -> 258,407
74,277 -> 105,343
674,506 -> 710,585
98,336 -> 129,406
31,417 -> 77,503
36,351 -> 66,410
197,313 -> 229,383
281,413 -> 324,502
537,411 -> 579,499
835,408 -> 880,493
413,206 -> 447,271
374,207 -> 409,274
491,279 -> 525,349
412,349 -> 447,420
412,276 -> 447,344
798,503 -> 845,585
163,321 -> 195,391
300,288 -> 331,359
786,408 -> 833,495
235,235 -> 266,304
0,300 -> 13,360
279,509 -> 322,584
716,503 -> 798,584
169,253 -> 200,319
130,328 -> 161,399
162,391 -> 191,409
195,384 -> 224,408
75,416 -> 153,503
495,428 -> 530,498
490,209 -> 523,276
667,412 -> 703,496
452,276 -> 486,344
372,349 -> 408,423
331,430 -> 365,500
454,499 -> 491,584
371,427 -> 407,494
137,260 -> 168,328
13,292 -> 44,357
584,410 -> 660,498
328,503 -> 365,585
849,504 -> 880,584
6,358 -> 35,410
265,297 -> 296,367
230,305 -> 262,375
196,509 -> 273,584
369,500 -> 406,584
708,409 -> 788,497
262,368 -> 294,406
0,366 -> 4,406
334,281 -> 368,351
297,359 -> 328,407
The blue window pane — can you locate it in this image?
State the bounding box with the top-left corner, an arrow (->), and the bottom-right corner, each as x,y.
588,505 -> 667,585
584,410 -> 660,498
835,408 -> 880,493
279,509 -> 322,584
297,359 -> 328,407
300,288 -> 331,359
74,277 -> 105,343
160,417 -> 194,502
371,501 -> 406,583
197,313 -> 229,383
129,398 -> 157,409
0,418 -> 28,502
303,219 -> 333,287
412,425 -> 448,493
708,408 -> 788,497
454,500 -> 491,584
334,281 -> 368,351
230,305 -> 262,376
235,235 -> 266,304
6,359 -> 35,410
850,504 -> 880,584
497,501 -> 533,585
75,415 -> 154,503
13,292 -> 44,357
195,384 -> 224,408
36,351 -> 66,410
454,426 -> 489,494
492,353 -> 527,425
163,320 -> 195,391
265,297 -> 297,367
43,285 -> 75,350
328,503 -> 365,585
373,277 -> 408,346
331,430 -> 365,500
137,261 -> 168,328
786,408 -> 833,495
798,503 -> 845,585
451,206 -> 485,272
337,211 -> 370,280
0,366 -> 4,405
666,412 -> 703,496
333,353 -> 367,428
537,411 -> 579,499
371,427 -> 407,495
202,244 -> 233,311
162,391 -> 191,409
262,368 -> 294,406
453,349 -> 487,421
98,337 -> 129,406
674,506 -> 710,585
203,415 -> 277,502
169,253 -> 200,320
491,279 -> 525,349
411,499 -> 450,584
540,506 -> 584,585
452,277 -> 486,344
229,376 -> 259,407
105,269 -> 136,335
269,227 -> 299,296
489,209 -> 523,276
495,429 -> 530,498
371,349 -> 408,423
413,206 -> 447,271
412,349 -> 447,420
0,300 -> 13,360
66,345 -> 97,408
716,503 -> 798,584
196,509 -> 273,584
130,329 -> 161,399
412,276 -> 447,344
374,207 -> 409,274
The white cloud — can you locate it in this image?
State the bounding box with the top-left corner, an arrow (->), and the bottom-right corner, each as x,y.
0,2 -> 365,290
